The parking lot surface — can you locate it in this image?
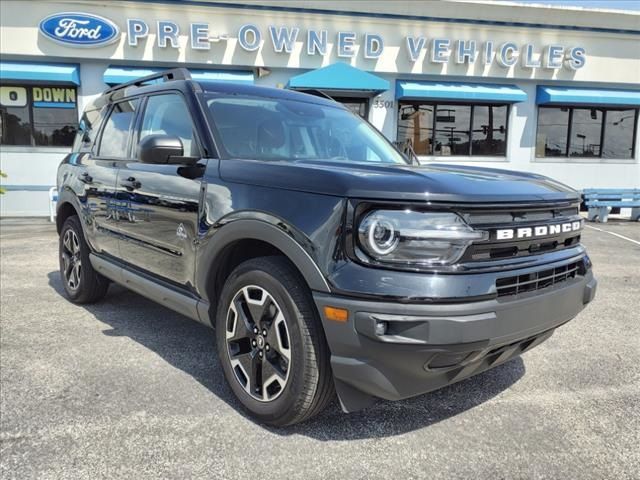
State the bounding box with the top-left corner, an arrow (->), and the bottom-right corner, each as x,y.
1,219 -> 638,479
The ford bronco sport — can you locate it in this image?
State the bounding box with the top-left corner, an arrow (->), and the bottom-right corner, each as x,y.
56,68 -> 597,426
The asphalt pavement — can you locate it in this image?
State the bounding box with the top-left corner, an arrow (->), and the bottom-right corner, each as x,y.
1,218 -> 638,479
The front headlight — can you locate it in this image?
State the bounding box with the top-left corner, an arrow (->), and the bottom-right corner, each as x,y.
357,210 -> 488,266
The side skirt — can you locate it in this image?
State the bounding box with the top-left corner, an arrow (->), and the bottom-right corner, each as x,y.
90,253 -> 212,327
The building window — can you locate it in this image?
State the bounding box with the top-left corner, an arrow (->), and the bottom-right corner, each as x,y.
434,104 -> 471,155
397,102 -> 508,157
536,106 -> 638,159
333,97 -> 369,119
0,84 -> 78,147
602,109 -> 638,158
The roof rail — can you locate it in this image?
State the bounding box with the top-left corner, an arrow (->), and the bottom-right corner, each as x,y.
104,67 -> 192,94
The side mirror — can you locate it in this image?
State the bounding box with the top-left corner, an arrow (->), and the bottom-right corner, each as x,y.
138,134 -> 186,164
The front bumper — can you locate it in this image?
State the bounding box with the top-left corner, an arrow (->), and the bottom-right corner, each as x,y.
313,269 -> 597,412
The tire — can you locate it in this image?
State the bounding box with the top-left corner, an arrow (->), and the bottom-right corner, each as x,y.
58,215 -> 109,304
215,256 -> 334,426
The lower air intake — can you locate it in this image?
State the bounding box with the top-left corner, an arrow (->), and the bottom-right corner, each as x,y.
496,261 -> 582,297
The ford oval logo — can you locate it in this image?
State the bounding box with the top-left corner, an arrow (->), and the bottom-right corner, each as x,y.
39,12 -> 120,47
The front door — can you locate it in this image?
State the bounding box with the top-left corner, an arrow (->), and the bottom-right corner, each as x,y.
116,92 -> 206,288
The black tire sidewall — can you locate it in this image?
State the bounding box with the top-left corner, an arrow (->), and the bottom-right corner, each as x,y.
59,216 -> 96,302
216,259 -> 317,424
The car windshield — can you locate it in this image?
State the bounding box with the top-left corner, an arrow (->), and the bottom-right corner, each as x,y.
205,95 -> 408,165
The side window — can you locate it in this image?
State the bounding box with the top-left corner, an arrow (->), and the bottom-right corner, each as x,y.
98,99 -> 139,158
139,94 -> 200,157
73,106 -> 106,152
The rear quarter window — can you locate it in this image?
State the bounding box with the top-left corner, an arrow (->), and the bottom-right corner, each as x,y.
73,105 -> 107,152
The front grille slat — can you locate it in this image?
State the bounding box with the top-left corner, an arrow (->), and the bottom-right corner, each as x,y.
496,261 -> 581,297
461,204 -> 582,263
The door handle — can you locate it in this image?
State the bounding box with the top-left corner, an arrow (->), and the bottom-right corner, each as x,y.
79,172 -> 93,184
120,176 -> 142,190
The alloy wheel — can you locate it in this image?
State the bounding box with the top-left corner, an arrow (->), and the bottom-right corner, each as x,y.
225,285 -> 292,402
61,229 -> 82,291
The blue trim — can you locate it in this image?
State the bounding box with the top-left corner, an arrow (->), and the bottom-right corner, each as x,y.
537,86 -> 640,107
117,0 -> 640,36
103,66 -> 254,85
1,185 -> 55,192
396,81 -> 527,103
0,62 -> 80,85
287,63 -> 389,92
583,189 -> 640,194
33,101 -> 76,109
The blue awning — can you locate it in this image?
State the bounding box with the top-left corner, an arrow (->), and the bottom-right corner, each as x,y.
537,86 -> 640,107
287,63 -> 389,93
396,81 -> 527,103
103,66 -> 254,85
0,62 -> 80,85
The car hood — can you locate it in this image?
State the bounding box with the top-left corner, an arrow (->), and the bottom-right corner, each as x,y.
219,159 -> 580,204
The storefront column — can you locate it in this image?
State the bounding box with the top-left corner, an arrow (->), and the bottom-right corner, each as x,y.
78,62 -> 108,116
369,77 -> 396,140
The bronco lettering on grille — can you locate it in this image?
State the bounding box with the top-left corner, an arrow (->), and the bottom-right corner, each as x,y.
496,221 -> 582,240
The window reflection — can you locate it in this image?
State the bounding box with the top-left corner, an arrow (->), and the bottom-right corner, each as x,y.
0,84 -> 78,147
536,107 -> 569,157
603,109 -> 636,159
0,105 -> 31,145
569,108 -> 602,157
33,106 -> 78,147
140,94 -> 200,157
397,104 -> 433,155
397,102 -> 508,157
73,107 -> 107,151
99,99 -> 139,158
536,106 -> 638,159
472,105 -> 508,156
434,104 -> 471,155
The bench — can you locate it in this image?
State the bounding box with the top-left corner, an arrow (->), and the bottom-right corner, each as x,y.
583,188 -> 640,223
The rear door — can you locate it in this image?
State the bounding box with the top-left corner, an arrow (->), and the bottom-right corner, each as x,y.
81,98 -> 139,258
115,92 -> 207,287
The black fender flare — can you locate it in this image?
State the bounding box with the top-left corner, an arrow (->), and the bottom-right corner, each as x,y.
196,218 -> 332,304
55,188 -> 103,253
55,187 -> 83,231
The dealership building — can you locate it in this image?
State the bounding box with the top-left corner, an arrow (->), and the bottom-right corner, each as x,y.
1,0 -> 639,216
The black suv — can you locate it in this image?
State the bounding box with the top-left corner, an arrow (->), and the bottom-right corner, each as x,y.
57,68 -> 597,426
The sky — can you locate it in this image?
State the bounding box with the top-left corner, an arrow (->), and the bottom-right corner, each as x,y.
508,0 -> 640,11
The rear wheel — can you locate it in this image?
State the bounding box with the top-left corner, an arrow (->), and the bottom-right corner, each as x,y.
59,215 -> 109,303
216,256 -> 334,426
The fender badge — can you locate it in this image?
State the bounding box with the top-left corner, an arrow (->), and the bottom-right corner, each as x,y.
176,223 -> 188,240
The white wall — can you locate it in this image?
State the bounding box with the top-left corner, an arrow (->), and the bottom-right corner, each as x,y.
2,0 -> 640,84
1,0 -> 639,216
0,148 -> 68,216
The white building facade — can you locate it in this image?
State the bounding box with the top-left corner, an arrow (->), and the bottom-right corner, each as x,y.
1,0 -> 639,216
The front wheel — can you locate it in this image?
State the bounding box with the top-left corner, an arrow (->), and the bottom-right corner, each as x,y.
215,256 -> 334,426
